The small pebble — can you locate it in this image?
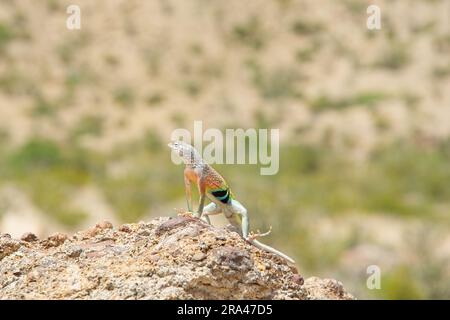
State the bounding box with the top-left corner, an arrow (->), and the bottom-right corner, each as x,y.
43,233 -> 68,248
21,232 -> 38,242
67,247 -> 83,258
192,252 -> 206,261
292,274 -> 304,285
96,221 -> 113,230
119,225 -> 132,233
138,230 -> 150,237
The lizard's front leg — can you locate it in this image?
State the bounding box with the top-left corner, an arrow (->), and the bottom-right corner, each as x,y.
195,178 -> 206,219
184,172 -> 193,213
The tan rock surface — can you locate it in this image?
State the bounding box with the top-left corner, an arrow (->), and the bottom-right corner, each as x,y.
0,216 -> 354,300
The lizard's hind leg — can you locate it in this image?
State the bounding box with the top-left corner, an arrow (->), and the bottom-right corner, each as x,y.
229,199 -> 272,241
228,199 -> 250,239
201,202 -> 222,224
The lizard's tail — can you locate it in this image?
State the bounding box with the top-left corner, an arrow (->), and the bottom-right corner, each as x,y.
250,239 -> 295,264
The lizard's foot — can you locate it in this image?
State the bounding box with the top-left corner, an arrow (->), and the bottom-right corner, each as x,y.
200,215 -> 211,225
247,226 -> 272,241
193,212 -> 202,218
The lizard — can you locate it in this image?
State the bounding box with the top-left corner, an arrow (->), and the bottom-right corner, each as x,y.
168,140 -> 295,264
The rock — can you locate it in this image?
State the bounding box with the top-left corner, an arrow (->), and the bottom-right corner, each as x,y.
118,224 -> 132,233
80,222 -> 113,239
21,232 -> 38,242
292,274 -> 304,285
192,252 -> 206,261
96,221 -> 113,230
0,216 -> 355,300
0,234 -> 22,261
212,246 -> 253,272
302,277 -> 354,300
41,232 -> 68,248
155,216 -> 201,236
66,246 -> 83,258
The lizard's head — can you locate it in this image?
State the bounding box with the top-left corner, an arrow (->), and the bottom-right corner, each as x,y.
168,140 -> 201,165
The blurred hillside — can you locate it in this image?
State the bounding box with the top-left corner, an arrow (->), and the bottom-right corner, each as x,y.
0,0 -> 449,299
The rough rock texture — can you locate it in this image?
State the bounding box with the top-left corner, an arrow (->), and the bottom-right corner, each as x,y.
0,216 -> 354,300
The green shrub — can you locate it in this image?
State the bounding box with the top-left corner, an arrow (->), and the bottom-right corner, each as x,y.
291,20 -> 323,36
247,61 -> 302,100
310,91 -> 390,112
0,23 -> 14,52
232,16 -> 266,50
114,87 -> 136,107
375,43 -> 410,70
70,115 -> 104,140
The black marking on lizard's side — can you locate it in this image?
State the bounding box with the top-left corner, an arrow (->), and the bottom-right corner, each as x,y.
211,189 -> 231,204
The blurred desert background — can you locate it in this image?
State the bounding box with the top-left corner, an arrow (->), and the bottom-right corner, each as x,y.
0,0 -> 449,299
